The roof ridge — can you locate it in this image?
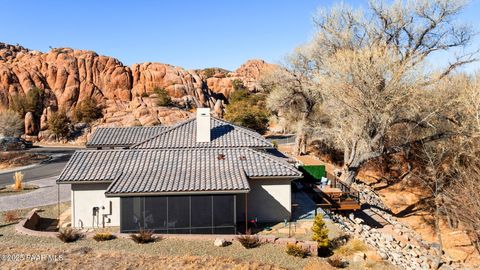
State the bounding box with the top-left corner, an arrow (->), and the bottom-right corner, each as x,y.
130,117 -> 196,149
243,148 -> 301,176
211,116 -> 272,146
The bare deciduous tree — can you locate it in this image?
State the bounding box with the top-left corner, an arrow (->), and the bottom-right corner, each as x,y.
0,110 -> 23,137
261,49 -> 325,155
300,0 -> 476,184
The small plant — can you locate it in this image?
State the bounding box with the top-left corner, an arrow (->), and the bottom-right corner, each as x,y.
93,231 -> 116,242
13,171 -> 24,191
312,214 -> 329,249
272,140 -> 278,149
57,227 -> 83,243
335,238 -> 368,256
327,255 -> 349,268
285,243 -> 310,258
237,230 -> 260,249
2,210 -> 19,222
130,230 -> 158,244
141,92 -> 149,98
153,87 -> 172,106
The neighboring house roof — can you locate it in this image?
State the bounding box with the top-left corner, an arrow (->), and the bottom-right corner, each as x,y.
57,148 -> 302,195
86,126 -> 167,148
130,117 -> 273,149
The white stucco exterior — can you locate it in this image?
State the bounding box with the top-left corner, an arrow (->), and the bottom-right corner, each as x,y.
240,178 -> 292,222
71,183 -> 120,228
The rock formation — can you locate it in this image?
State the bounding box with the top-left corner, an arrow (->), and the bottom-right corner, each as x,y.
0,42 -> 277,138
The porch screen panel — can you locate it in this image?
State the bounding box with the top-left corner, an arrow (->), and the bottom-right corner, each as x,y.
167,196 -> 190,233
144,196 -> 167,232
120,197 -> 144,232
120,194 -> 237,234
213,195 -> 236,234
190,195 -> 213,233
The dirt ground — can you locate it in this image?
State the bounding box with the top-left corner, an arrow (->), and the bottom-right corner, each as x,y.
0,152 -> 48,170
279,144 -> 480,267
377,182 -> 480,266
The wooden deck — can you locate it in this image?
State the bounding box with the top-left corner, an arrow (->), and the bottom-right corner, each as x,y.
306,178 -> 361,212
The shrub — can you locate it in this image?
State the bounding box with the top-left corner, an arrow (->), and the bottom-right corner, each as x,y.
130,230 -> 158,244
141,92 -> 149,98
236,231 -> 260,249
272,140 -> 278,149
57,227 -> 83,243
73,97 -> 103,124
312,214 -> 329,249
335,239 -> 368,256
224,89 -> 270,134
285,243 -> 310,258
153,87 -> 172,107
93,232 -> 116,242
48,110 -> 70,139
12,171 -> 24,191
0,110 -> 23,137
2,210 -> 19,222
232,79 -> 247,92
9,87 -> 44,119
327,255 -> 349,268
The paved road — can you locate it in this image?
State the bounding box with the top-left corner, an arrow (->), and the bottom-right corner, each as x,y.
0,177 -> 70,211
0,147 -> 78,186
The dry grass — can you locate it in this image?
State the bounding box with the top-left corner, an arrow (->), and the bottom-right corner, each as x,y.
334,239 -> 368,257
0,152 -> 48,169
13,171 -> 24,190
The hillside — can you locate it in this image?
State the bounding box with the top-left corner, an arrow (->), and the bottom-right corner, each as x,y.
0,42 -> 277,140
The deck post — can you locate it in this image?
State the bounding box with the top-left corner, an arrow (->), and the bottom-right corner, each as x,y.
245,193 -> 248,234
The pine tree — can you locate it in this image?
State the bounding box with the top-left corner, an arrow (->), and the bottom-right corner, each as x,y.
312,214 -> 329,249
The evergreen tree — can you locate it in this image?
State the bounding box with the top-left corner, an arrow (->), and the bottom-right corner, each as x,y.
312,214 -> 329,249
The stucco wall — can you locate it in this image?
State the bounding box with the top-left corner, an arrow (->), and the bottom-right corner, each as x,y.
71,183 -> 120,228
238,178 -> 292,223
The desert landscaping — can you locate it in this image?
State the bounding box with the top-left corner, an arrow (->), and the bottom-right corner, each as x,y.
1,0 -> 480,269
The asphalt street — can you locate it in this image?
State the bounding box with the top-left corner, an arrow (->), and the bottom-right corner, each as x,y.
0,147 -> 78,186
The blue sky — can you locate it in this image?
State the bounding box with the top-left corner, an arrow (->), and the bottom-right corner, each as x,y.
1,0 -> 479,72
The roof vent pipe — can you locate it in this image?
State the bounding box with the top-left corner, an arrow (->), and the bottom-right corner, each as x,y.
196,108 -> 211,143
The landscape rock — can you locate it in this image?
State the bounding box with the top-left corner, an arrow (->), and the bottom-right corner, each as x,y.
213,238 -> 229,247
0,43 -> 278,139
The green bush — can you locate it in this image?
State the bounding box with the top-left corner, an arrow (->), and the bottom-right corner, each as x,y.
141,92 -> 149,98
312,214 -> 329,249
73,97 -> 103,124
224,90 -> 270,134
93,232 -> 116,242
153,87 -> 172,107
285,243 -> 310,258
48,110 -> 70,139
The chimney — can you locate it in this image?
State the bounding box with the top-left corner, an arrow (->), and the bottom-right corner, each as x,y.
196,108 -> 211,142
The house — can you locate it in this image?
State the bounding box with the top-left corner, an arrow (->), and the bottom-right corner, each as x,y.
57,108 -> 302,234
86,126 -> 167,149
